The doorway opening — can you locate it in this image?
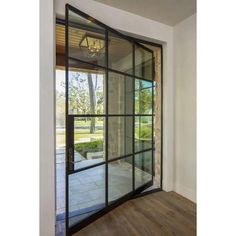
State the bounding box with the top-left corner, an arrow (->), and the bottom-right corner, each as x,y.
55,4 -> 162,235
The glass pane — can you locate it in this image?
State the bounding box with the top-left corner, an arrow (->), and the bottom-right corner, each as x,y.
108,32 -> 133,74
135,151 -> 152,188
55,69 -> 66,235
108,116 -> 133,160
135,116 -> 152,152
68,10 -> 106,67
73,117 -> 105,170
135,45 -> 153,80
108,72 -> 133,114
108,156 -> 133,202
69,165 -> 105,226
56,69 -> 66,212
135,79 -> 153,114
68,61 -> 105,115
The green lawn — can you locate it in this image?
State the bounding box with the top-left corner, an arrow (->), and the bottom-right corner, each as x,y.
56,120 -> 104,146
56,120 -> 151,147
56,129 -> 103,147
74,119 -> 103,126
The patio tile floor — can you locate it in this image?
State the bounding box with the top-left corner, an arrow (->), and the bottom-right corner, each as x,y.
56,150 -> 151,218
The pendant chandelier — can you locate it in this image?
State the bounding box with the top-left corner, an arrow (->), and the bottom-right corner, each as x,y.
80,34 -> 105,57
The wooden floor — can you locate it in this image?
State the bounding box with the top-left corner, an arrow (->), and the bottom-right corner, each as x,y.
73,191 -> 196,236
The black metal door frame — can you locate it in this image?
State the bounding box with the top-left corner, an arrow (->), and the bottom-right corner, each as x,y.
64,4 -> 162,235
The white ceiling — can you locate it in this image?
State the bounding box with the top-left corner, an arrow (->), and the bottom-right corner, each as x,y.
94,0 -> 196,26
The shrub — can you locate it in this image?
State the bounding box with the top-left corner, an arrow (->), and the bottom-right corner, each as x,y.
140,126 -> 151,139
74,139 -> 103,158
135,125 -> 151,140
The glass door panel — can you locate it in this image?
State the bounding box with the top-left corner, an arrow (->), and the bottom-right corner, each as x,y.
135,44 -> 153,80
108,32 -> 133,74
108,156 -> 133,203
68,11 -> 106,67
108,72 -> 133,115
68,165 -> 106,227
135,116 -> 152,152
68,62 -> 106,115
108,116 -> 133,160
135,79 -> 153,115
65,4 -> 155,234
135,150 -> 152,188
73,117 -> 105,170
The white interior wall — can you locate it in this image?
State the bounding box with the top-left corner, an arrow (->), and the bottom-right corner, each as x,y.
174,14 -> 196,202
40,0 -> 55,235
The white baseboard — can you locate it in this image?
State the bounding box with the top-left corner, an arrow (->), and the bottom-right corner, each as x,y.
174,183 -> 196,203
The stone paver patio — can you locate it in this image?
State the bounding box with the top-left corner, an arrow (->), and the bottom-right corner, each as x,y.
56,148 -> 152,224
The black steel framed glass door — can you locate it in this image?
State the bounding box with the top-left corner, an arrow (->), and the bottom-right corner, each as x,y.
65,4 -> 155,235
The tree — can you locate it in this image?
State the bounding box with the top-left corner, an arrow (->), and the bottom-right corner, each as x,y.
87,73 -> 96,133
135,81 -> 152,114
63,71 -> 104,133
56,90 -> 65,127
66,73 -> 90,114
140,88 -> 152,114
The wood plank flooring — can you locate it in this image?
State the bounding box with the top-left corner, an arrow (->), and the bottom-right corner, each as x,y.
73,191 -> 196,236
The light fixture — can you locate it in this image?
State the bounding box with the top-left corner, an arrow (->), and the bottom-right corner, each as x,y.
79,34 -> 105,57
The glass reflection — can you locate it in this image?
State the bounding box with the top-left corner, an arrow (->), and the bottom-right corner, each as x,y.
108,157 -> 133,202
135,116 -> 152,152
135,151 -> 152,188
135,45 -> 153,80
73,117 -> 105,170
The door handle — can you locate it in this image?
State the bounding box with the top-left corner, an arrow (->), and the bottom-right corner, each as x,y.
68,148 -> 81,163
68,147 -> 73,163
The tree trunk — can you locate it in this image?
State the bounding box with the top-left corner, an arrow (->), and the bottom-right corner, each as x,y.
87,73 -> 96,133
